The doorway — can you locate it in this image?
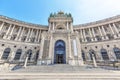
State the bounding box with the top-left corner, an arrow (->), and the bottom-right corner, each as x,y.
54,40 -> 66,64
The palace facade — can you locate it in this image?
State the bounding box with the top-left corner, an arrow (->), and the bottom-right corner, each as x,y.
0,11 -> 120,66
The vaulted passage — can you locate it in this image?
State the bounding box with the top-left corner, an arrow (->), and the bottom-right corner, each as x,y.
54,40 -> 66,64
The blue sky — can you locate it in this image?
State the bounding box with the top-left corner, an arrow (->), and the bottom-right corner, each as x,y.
0,0 -> 120,25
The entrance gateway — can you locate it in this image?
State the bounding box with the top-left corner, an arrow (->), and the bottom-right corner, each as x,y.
54,40 -> 66,64
37,11 -> 84,66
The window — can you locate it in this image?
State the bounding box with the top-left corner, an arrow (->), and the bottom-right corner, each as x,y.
5,26 -> 9,30
25,46 -> 27,49
35,50 -> 39,61
2,44 -> 4,46
107,45 -> 110,47
107,34 -> 114,40
1,48 -> 11,60
27,50 -> 32,60
113,47 -> 120,59
96,36 -> 102,41
11,35 -> 17,40
85,47 -> 87,49
14,45 -> 16,48
86,37 -> 91,42
95,46 -> 97,49
85,29 -> 89,35
82,50 -> 86,61
14,49 -> 22,60
101,48 -> 109,60
0,33 -> 5,39
31,37 -> 35,42
89,49 -> 96,60
21,36 -> 26,42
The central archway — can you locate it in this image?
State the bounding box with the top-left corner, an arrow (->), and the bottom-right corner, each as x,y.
54,40 -> 66,64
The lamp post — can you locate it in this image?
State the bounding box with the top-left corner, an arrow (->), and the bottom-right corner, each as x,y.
92,53 -> 97,68
23,51 -> 29,68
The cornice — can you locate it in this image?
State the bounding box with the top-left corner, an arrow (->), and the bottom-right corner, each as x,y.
74,15 -> 120,29
0,15 -> 48,29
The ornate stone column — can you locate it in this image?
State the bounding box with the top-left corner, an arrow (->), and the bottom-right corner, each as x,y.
37,30 -> 41,43
25,28 -> 31,42
7,25 -> 15,40
3,24 -> 12,39
80,29 -> 84,42
28,28 -> 33,42
101,26 -> 108,40
109,24 -> 117,38
83,29 -> 87,42
18,27 -> 25,41
113,23 -> 120,36
35,29 -> 39,42
89,28 -> 94,41
0,22 -> 5,32
98,26 -> 104,40
15,27 -> 22,41
91,27 -> 97,41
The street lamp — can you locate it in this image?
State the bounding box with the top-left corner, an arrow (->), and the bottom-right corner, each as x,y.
91,52 -> 97,68
23,51 -> 29,68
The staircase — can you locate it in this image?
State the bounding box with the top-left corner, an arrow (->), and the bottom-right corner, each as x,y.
11,64 -> 111,73
0,64 -> 120,80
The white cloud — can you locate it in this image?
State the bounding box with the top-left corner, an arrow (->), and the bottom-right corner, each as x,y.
70,0 -> 120,24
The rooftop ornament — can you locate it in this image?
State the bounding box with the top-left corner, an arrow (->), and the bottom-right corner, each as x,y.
49,11 -> 72,18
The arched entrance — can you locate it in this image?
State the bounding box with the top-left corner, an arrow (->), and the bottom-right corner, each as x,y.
54,40 -> 66,64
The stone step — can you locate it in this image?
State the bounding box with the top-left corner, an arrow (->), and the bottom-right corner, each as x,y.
0,72 -> 120,80
11,64 -> 111,73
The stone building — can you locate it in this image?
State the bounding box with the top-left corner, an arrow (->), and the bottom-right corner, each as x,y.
0,11 -> 120,66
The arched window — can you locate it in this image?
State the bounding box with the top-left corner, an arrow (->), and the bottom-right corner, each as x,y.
101,48 -> 109,60
89,49 -> 96,60
2,48 -> 11,60
82,50 -> 86,61
27,50 -> 32,60
113,47 -> 120,59
14,49 -> 22,60
35,50 -> 39,61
